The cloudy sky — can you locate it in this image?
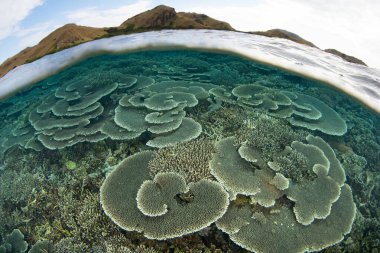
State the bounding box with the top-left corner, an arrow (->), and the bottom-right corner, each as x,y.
0,0 -> 379,69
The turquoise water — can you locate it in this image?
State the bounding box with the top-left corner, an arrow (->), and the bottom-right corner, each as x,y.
0,50 -> 379,252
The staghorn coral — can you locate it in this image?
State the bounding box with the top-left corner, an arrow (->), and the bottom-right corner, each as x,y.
201,104 -> 245,140
53,238 -> 89,253
237,114 -> 308,160
210,66 -> 240,86
0,170 -> 44,203
0,204 -> 6,235
91,235 -> 134,253
92,234 -> 160,253
54,186 -> 118,244
269,147 -> 313,183
148,139 -> 215,183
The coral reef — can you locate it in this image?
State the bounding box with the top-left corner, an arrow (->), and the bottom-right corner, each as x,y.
28,240 -> 53,253
0,50 -> 378,253
148,139 -> 215,183
100,151 -> 229,239
0,229 -> 27,253
210,134 -> 355,252
237,114 -> 308,159
232,84 -> 347,136
53,238 -> 89,253
217,185 -> 356,253
0,170 -> 44,203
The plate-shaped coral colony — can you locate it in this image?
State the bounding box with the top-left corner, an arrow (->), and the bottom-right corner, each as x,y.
0,51 -> 379,253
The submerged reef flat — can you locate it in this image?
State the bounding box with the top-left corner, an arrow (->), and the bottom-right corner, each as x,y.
0,50 -> 379,253
1,30 -> 380,115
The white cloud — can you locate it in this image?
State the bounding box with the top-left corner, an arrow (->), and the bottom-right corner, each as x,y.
67,0 -> 152,27
16,22 -> 60,49
0,0 -> 44,41
188,0 -> 380,68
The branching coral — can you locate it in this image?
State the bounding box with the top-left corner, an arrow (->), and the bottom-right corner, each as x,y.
148,139 -> 215,183
237,114 -> 308,160
53,238 -> 89,253
0,170 -> 44,203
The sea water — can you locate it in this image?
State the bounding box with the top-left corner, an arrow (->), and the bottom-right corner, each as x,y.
0,50 -> 379,252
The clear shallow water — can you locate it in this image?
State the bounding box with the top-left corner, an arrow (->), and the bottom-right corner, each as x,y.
0,50 -> 379,252
1,30 -> 380,114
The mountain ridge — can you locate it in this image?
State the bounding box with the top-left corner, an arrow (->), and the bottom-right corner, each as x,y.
0,5 -> 366,78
